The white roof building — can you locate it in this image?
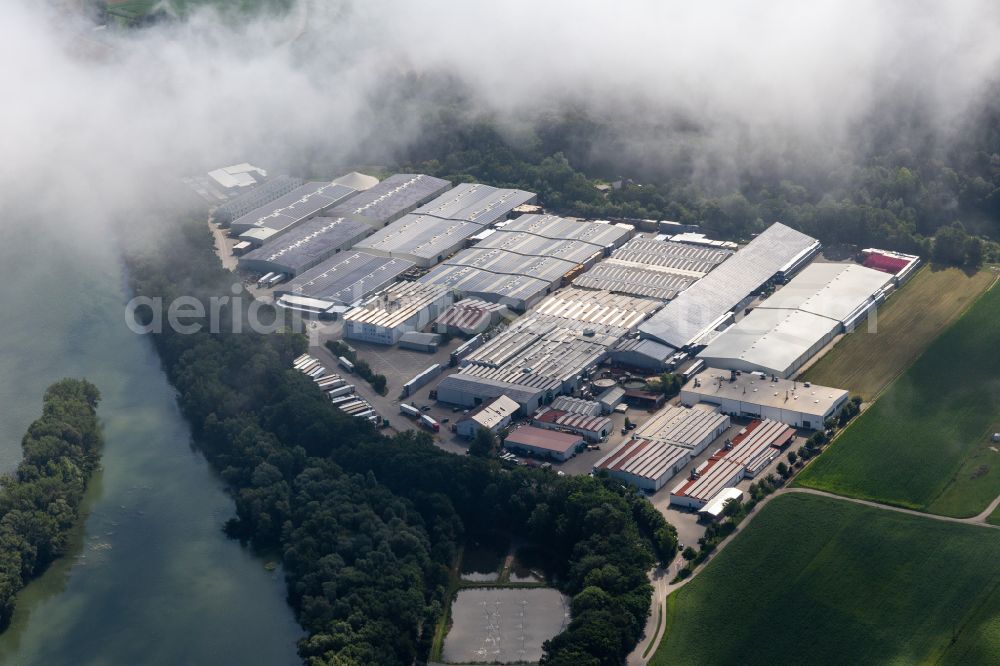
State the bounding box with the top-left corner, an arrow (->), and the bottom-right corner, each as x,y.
639,223 -> 820,348
456,395 -> 520,438
698,262 -> 893,378
681,367 -> 849,430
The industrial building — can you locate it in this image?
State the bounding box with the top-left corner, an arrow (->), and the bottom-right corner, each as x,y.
533,408 -> 612,442
352,183 -> 537,269
597,386 -> 626,414
503,425 -> 582,462
433,299 -> 509,337
413,182 -> 536,224
631,405 -> 731,456
594,439 -> 691,492
230,181 -> 359,244
398,331 -> 442,353
238,216 -> 372,276
862,248 -> 921,283
342,282 -> 453,345
697,262 -> 894,378
549,396 -> 603,417
592,403 -> 732,493
212,175 -> 305,226
681,367 -> 849,430
609,337 -> 675,372
275,251 -> 415,317
455,395 -> 520,438
639,223 -> 820,349
327,173 -> 452,228
420,215 -> 632,310
353,214 -> 483,268
436,288 -> 660,412
669,417 -> 794,508
574,237 -> 732,301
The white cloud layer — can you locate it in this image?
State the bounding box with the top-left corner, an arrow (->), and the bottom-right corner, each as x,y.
2,0 -> 999,223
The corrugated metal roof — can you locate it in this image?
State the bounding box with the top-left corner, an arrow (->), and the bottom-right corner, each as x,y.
632,405 -> 729,448
278,251 -> 414,305
240,216 -> 370,273
596,438 -> 690,481
230,182 -> 357,234
640,223 -> 819,348
327,173 -> 451,227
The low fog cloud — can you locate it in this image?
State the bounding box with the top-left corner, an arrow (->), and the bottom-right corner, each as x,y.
2,0 -> 999,225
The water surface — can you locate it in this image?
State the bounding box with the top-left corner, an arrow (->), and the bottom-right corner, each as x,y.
0,222 -> 301,665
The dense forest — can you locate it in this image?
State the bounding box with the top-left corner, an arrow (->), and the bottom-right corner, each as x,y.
369,82 -> 1000,267
123,219 -> 677,666
0,379 -> 103,629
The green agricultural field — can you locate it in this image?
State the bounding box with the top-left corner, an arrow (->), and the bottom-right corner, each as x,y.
802,266 -> 995,401
796,278 -> 1000,516
651,494 -> 1000,666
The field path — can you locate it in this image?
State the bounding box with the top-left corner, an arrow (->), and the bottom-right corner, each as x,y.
628,486 -> 1000,665
973,492 -> 1000,522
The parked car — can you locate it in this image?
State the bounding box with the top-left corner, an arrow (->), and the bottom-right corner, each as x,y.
420,405 -> 432,412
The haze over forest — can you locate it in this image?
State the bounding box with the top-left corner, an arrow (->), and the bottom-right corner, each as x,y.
3,0 -> 1000,238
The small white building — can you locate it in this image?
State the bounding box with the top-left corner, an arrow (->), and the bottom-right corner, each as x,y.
698,488 -> 744,521
456,395 -> 520,439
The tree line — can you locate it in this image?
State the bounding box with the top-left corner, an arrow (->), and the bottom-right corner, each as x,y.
0,379 -> 103,629
123,218 -> 677,665
398,111 -> 1000,268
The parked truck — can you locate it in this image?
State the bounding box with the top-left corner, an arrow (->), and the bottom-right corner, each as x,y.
338,356 -> 355,373
420,414 -> 440,433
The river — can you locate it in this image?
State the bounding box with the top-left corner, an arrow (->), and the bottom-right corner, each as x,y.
0,221 -> 302,664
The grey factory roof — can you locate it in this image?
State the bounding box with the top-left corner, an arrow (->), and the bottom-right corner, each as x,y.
574,262 -> 696,301
276,251 -> 414,306
549,395 -> 602,416
639,223 -> 820,348
608,237 -> 732,276
497,215 -> 632,248
420,264 -> 551,309
327,173 -> 451,227
456,289 -> 660,393
573,236 -> 730,301
213,175 -> 305,224
239,216 -> 371,275
353,214 -> 480,263
230,182 -> 358,240
436,373 -> 549,406
612,337 -> 675,364
444,248 -> 578,284
632,405 -> 730,448
418,216 -> 629,307
414,183 -> 536,225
